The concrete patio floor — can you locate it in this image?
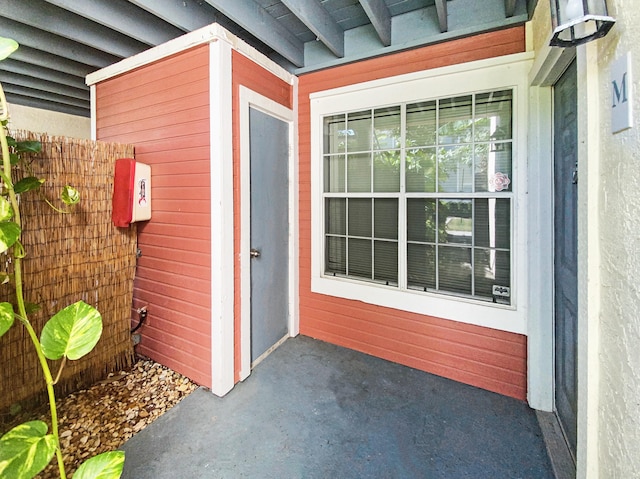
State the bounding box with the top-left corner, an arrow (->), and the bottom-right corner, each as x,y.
121,336 -> 554,478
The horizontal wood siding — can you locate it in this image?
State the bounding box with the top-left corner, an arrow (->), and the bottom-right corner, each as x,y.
96,45 -> 212,387
231,50 -> 293,380
298,27 -> 528,400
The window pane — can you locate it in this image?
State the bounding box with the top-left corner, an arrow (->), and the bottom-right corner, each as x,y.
407,244 -> 436,290
347,153 -> 371,192
407,198 -> 436,243
324,155 -> 345,192
406,148 -> 436,193
374,240 -> 398,284
374,198 -> 398,240
474,90 -> 512,142
325,236 -> 346,275
407,101 -> 436,147
374,106 -> 401,150
438,146 -> 473,193
348,198 -> 372,237
474,198 -> 510,250
439,199 -> 472,245
474,248 -> 511,302
438,96 -> 473,145
348,238 -> 372,279
474,143 -> 512,192
325,198 -> 346,235
438,245 -> 472,295
374,151 -> 400,192
347,110 -> 372,152
323,114 -> 346,154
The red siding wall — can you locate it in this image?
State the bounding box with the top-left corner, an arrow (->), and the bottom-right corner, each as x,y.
96,45 -> 212,387
231,50 -> 293,380
298,27 -> 528,400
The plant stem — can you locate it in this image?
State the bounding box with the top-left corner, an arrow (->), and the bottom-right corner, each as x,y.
1,122 -> 67,478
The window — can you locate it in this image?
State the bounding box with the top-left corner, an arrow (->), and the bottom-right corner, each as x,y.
322,91 -> 513,304
310,54 -> 532,332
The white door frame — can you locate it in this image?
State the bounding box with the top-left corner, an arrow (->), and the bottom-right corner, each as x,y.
527,41 -> 576,412
238,86 -> 298,380
529,39 -> 603,477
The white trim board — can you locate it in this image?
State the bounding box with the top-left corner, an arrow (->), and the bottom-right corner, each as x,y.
238,86 -> 297,381
209,40 -> 235,397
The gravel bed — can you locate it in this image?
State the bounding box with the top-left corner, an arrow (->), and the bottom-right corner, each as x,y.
11,358 -> 198,478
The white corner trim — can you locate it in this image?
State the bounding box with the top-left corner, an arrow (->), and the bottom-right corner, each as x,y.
90,84 -> 97,141
527,85 -> 554,411
86,23 -> 294,88
209,40 -> 235,397
238,86 -> 296,381
290,77 -> 300,339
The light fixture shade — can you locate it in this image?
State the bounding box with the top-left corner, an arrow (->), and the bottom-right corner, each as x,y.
550,0 -> 615,47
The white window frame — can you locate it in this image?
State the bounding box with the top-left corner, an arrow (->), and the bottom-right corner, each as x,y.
310,53 -> 534,335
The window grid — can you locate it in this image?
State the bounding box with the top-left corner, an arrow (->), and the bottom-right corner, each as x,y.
322,90 -> 513,304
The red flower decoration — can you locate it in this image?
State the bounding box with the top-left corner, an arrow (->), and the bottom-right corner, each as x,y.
489,172 -> 511,191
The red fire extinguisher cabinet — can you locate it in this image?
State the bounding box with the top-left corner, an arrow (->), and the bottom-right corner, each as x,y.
112,158 -> 151,228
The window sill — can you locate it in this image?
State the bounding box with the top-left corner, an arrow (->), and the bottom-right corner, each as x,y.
311,274 -> 526,334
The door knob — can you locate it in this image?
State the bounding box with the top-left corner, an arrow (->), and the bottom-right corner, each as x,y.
250,248 -> 261,258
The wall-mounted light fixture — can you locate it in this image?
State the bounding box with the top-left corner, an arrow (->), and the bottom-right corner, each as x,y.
550,0 -> 615,47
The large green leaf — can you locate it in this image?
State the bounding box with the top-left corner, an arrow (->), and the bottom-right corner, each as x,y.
73,451 -> 125,479
61,185 -> 80,205
0,197 -> 13,221
0,38 -> 18,62
0,221 -> 21,254
40,301 -> 102,360
0,302 -> 14,337
13,177 -> 44,194
14,141 -> 41,154
0,421 -> 57,479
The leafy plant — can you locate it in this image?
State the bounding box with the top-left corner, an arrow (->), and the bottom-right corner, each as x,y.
0,37 -> 124,479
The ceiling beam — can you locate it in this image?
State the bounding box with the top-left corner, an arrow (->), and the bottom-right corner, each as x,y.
505,0 -> 517,17
0,0 -> 148,58
9,46 -> 96,79
204,0 -> 305,67
359,0 -> 391,46
0,72 -> 89,101
128,0 -> 218,32
43,0 -> 184,46
5,94 -> 90,117
2,84 -> 90,110
0,18 -> 120,68
435,0 -> 448,33
1,59 -> 88,91
281,0 -> 344,58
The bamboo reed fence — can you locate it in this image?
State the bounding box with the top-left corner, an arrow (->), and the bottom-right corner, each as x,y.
0,132 -> 137,421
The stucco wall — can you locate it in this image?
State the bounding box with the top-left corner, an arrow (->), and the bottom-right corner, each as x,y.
528,0 -> 640,476
6,103 -> 90,139
529,0 -> 551,53
593,1 -> 640,477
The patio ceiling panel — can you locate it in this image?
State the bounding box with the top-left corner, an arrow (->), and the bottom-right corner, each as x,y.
0,0 -> 538,117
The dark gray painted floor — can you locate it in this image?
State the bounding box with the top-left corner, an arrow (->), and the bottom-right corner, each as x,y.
121,336 -> 554,478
